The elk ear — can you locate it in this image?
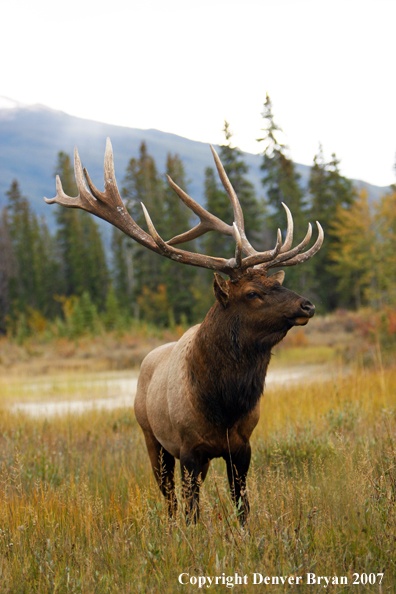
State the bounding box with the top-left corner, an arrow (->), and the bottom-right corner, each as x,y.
270,270 -> 285,285
213,273 -> 230,308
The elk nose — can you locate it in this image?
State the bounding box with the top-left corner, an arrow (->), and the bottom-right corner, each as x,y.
300,299 -> 315,318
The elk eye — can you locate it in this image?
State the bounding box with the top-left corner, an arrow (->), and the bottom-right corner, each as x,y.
246,291 -> 259,300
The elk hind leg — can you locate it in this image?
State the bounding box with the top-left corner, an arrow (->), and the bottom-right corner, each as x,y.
143,430 -> 177,517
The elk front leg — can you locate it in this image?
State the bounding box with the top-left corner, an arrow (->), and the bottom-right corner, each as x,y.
142,430 -> 177,517
180,451 -> 210,524
225,443 -> 251,524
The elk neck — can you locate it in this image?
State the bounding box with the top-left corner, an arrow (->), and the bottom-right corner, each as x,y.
186,300 -> 278,430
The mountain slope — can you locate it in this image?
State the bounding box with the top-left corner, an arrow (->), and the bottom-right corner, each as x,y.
0,103 -> 390,229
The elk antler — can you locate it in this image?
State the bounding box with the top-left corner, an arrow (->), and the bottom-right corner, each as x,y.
163,144 -> 323,273
45,138 -> 323,279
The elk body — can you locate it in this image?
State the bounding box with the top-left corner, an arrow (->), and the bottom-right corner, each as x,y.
45,139 -> 323,523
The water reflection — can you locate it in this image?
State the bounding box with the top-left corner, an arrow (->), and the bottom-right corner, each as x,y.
11,365 -> 334,417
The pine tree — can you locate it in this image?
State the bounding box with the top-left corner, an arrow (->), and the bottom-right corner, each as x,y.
55,153 -> 87,298
111,227 -> 134,312
257,94 -> 307,291
103,285 -> 122,331
6,180 -> 36,312
83,213 -> 109,307
162,153 -> 196,323
121,142 -> 165,297
54,152 -> 109,308
163,153 -> 192,241
6,180 -> 63,322
0,208 -> 15,332
310,148 -> 355,220
257,94 -> 306,242
308,145 -> 355,310
31,215 -> 64,318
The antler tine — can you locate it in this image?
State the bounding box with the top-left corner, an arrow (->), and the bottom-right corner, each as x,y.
103,137 -> 122,199
210,145 -> 258,257
210,145 -> 244,230
104,136 -> 116,183
45,140 -> 162,253
259,223 -> 312,270
165,175 -> 234,246
44,175 -> 67,205
167,224 -> 210,246
269,221 -> 324,268
44,150 -> 93,212
73,147 -> 100,209
279,202 -> 293,253
83,138 -> 119,204
239,228 -> 282,270
141,202 -> 240,273
233,222 -> 242,268
240,222 -> 312,271
166,146 -> 257,260
141,203 -> 175,258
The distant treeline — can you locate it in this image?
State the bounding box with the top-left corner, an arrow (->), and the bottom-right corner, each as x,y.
0,94 -> 395,338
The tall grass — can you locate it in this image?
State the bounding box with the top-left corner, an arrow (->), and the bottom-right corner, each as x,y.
0,366 -> 395,592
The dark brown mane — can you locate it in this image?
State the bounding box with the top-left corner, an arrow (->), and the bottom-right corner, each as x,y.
187,301 -> 272,429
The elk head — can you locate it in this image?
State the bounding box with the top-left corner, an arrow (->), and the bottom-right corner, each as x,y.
213,268 -> 315,341
45,138 -> 323,300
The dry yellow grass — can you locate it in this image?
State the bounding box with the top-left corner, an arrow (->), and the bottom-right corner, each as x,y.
0,362 -> 394,592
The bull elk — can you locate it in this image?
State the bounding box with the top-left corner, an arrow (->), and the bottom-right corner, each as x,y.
45,138 -> 323,523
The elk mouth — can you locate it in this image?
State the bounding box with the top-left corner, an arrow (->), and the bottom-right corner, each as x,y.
289,316 -> 310,326
284,315 -> 309,328
286,309 -> 315,327
286,300 -> 315,327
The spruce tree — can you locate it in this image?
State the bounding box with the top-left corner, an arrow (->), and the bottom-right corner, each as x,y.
6,180 -> 35,312
54,152 -> 109,308
111,227 -> 134,312
0,208 -> 15,332
257,95 -> 306,235
121,142 -> 165,298
257,94 -> 307,290
55,152 -> 87,298
31,215 -> 64,318
162,153 -> 196,323
308,146 -> 355,310
6,180 -> 63,321
82,212 -> 109,307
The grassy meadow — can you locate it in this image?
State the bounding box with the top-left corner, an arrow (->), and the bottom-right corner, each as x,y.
0,315 -> 395,592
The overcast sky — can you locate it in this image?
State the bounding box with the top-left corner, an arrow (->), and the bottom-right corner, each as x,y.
2,0 -> 395,187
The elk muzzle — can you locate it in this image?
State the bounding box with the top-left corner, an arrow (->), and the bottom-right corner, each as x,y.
288,298 -> 315,326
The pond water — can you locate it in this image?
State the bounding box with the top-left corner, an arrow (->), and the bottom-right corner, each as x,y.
10,364 -> 335,418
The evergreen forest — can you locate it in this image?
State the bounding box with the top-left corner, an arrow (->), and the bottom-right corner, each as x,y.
1,95 -> 395,342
